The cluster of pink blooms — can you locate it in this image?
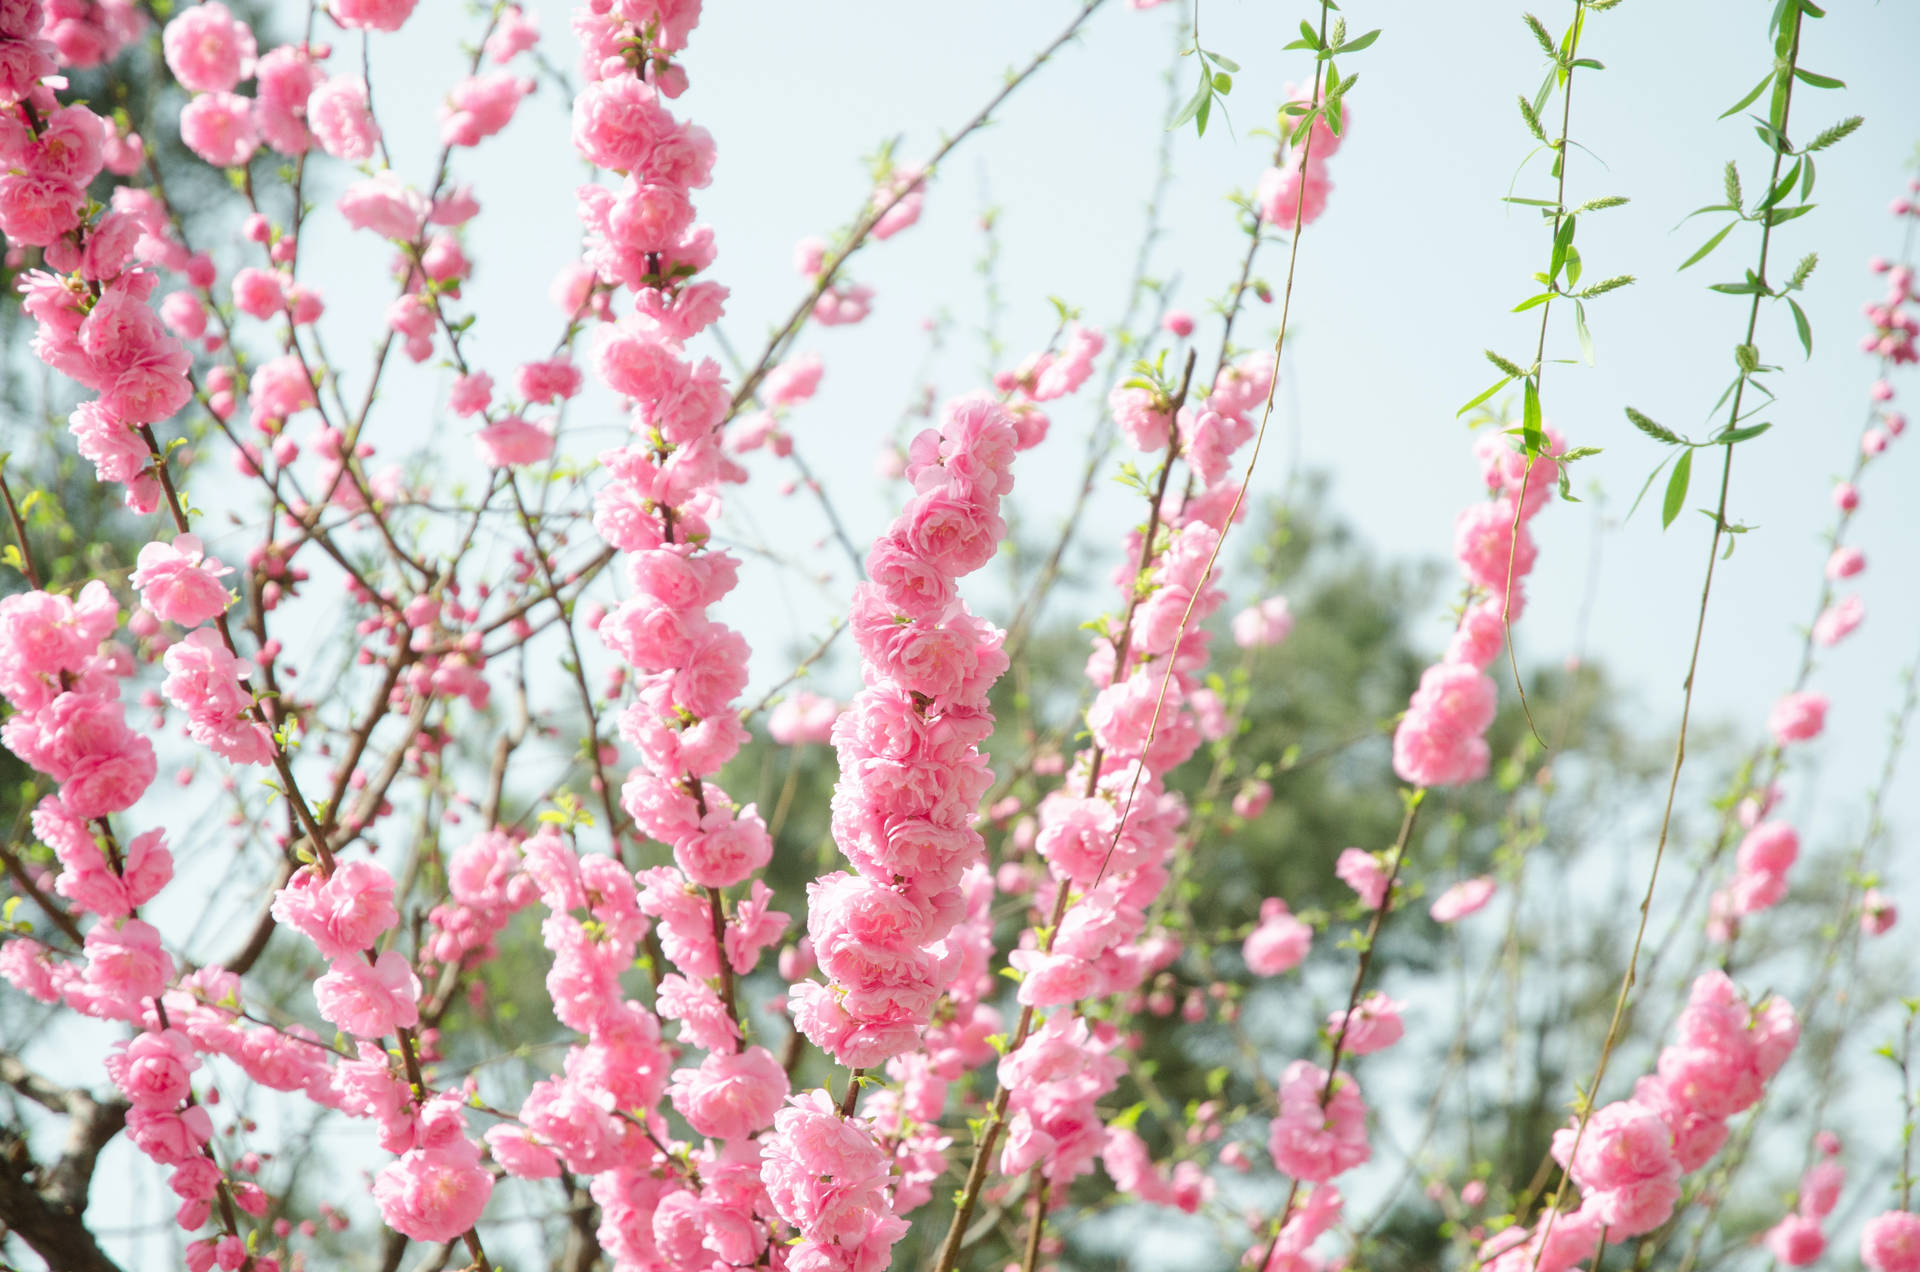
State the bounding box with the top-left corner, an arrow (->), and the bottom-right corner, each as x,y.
1863,1210 -> 1920,1272
1391,423 -> 1565,788
1763,1133 -> 1846,1266
793,393 -> 1024,1070
1483,972 -> 1797,1272
0,579 -> 316,1267
1256,92 -> 1347,231
1711,218 -> 1917,941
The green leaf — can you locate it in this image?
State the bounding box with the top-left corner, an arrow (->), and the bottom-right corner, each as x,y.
1297,19 -> 1320,48
1765,202 -> 1816,227
1503,196 -> 1560,208
1758,159 -> 1802,211
1564,244 -> 1583,289
1719,421 -> 1773,445
1626,407 -> 1681,445
1681,221 -> 1734,271
1457,375 -> 1513,418
1709,280 -> 1761,296
1792,67 -> 1844,89
1340,28 -> 1381,52
1627,453 -> 1674,521
1195,92 -> 1212,137
1170,75 -> 1209,131
1512,292 -> 1554,313
1574,300 -> 1594,365
1662,448 -> 1693,529
1788,299 -> 1812,356
1212,72 -> 1233,93
1522,377 -> 1543,453
1720,74 -> 1771,120
1205,50 -> 1241,71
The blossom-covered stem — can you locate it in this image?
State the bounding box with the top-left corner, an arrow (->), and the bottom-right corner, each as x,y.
134,423 -> 334,868
1254,790 -> 1422,1270
1101,349 -> 1196,687
727,0 -> 1110,417
0,470 -> 44,589
1534,10 -> 1810,1255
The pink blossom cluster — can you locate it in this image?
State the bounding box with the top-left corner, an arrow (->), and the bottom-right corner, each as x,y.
1863,1210 -> 1920,1272
0,584 -> 155,820
1018,351 -> 1272,1012
796,393 -> 1024,1066
795,235 -> 874,327
1763,1134 -> 1845,1266
1486,972 -> 1797,1271
1256,92 -> 1349,230
1391,425 -> 1565,788
1266,1057 -> 1373,1183
1102,1126 -> 1212,1213
1864,253 -> 1917,365
1000,1013 -> 1128,1189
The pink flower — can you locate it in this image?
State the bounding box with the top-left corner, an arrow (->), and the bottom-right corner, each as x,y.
338,172 -> 428,240
1268,1061 -> 1370,1182
1232,595 -> 1293,648
162,2 -> 256,94
307,76 -> 379,161
126,1105 -> 214,1166
1232,779 -> 1273,820
313,949 -> 420,1037
1826,546 -> 1866,579
179,91 -> 257,168
1767,692 -> 1828,745
1862,888 -> 1897,936
1244,897 -> 1311,975
1256,153 -> 1332,228
1335,847 -> 1389,909
762,353 -> 823,408
271,860 -> 399,959
1328,992 -> 1405,1055
474,415 -> 554,468
1767,1215 -> 1826,1266
1429,876 -> 1496,924
668,1045 -> 788,1140
331,0 -> 419,32
1863,1211 -> 1920,1272
674,805 -> 773,889
484,5 -> 538,62
373,1139 -> 492,1241
449,372 -> 493,417
129,535 -> 231,626
1735,821 -> 1799,876
440,71 -> 533,148
515,357 -> 582,405
1812,595 -> 1865,646
767,691 -> 839,746
105,1027 -> 199,1109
